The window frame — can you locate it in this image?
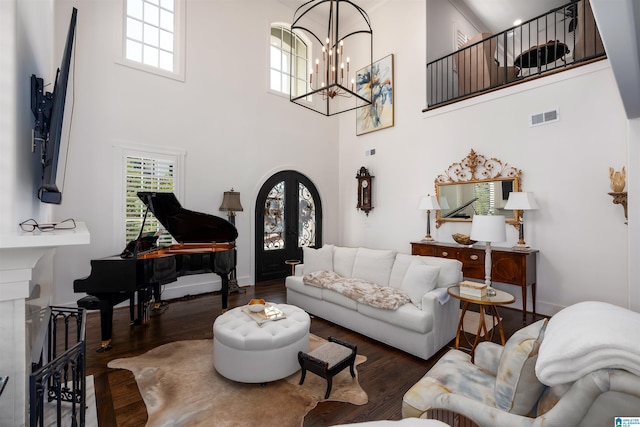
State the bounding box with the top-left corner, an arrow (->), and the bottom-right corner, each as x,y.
268,22 -> 311,99
113,142 -> 186,249
116,0 -> 186,81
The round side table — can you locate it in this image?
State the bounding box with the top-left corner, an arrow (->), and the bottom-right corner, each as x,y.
285,259 -> 301,276
448,285 -> 515,357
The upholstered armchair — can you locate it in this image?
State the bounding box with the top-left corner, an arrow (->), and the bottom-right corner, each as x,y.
402,302 -> 640,427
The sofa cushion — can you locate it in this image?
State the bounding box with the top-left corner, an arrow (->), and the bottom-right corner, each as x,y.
333,246 -> 358,277
286,275 -> 324,299
416,256 -> 463,288
321,288 -> 359,310
495,318 -> 547,414
302,244 -> 334,274
388,253 -> 416,289
357,303 -> 433,334
351,248 -> 396,286
400,263 -> 440,308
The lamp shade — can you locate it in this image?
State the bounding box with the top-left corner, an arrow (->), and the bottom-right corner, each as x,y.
470,215 -> 506,243
417,195 -> 440,210
504,192 -> 539,210
219,189 -> 243,212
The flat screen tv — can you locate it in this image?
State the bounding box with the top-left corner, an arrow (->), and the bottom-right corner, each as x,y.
30,7 -> 77,204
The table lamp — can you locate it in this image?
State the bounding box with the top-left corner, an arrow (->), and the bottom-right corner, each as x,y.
470,215 -> 506,290
504,192 -> 539,249
417,195 -> 441,241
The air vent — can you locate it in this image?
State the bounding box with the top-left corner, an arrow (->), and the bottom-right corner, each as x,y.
530,108 -> 559,127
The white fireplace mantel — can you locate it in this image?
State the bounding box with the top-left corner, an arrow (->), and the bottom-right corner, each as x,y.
0,222 -> 90,427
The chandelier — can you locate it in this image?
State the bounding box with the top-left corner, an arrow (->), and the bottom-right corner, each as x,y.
290,0 -> 373,116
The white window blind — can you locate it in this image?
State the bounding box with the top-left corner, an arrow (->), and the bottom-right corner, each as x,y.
125,155 -> 176,246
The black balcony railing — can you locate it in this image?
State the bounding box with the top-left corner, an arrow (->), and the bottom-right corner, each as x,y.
29,306 -> 87,427
426,0 -> 606,109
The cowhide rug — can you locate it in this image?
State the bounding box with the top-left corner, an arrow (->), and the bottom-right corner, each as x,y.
108,334 -> 368,426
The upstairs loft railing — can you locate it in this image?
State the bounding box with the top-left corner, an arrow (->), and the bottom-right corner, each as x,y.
426,0 -> 606,110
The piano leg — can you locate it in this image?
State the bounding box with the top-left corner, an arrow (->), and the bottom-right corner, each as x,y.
98,299 -> 114,353
219,272 -> 230,311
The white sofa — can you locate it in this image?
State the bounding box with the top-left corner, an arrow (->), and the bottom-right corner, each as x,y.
285,245 -> 463,360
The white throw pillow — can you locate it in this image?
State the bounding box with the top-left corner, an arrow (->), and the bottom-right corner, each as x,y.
351,248 -> 396,286
302,245 -> 334,274
400,263 -> 440,308
333,246 -> 358,277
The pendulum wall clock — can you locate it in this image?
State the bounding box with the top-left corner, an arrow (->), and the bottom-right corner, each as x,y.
356,166 -> 374,215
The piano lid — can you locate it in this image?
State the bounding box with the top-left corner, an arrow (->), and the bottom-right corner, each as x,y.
137,192 -> 238,243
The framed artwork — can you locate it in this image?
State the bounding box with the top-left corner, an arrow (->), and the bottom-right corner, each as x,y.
356,54 -> 394,135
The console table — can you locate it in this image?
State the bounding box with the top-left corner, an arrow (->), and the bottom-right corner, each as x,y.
411,241 -> 538,322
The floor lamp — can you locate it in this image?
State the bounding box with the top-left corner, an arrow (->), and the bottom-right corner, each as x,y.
470,215 -> 506,292
219,188 -> 244,294
504,192 -> 539,249
417,195 -> 441,241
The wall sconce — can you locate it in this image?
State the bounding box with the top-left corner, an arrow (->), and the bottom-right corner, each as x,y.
470,215 -> 506,290
417,195 -> 440,241
608,167 -> 627,223
504,192 -> 539,248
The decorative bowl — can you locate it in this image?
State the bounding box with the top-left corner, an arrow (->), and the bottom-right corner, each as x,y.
248,303 -> 265,312
249,298 -> 265,305
452,233 -> 477,246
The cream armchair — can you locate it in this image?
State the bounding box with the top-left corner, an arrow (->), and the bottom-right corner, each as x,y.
402,302 -> 640,427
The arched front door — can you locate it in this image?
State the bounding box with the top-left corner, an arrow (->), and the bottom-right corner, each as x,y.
255,171 -> 322,282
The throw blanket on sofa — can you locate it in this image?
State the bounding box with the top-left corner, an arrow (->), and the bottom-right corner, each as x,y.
303,271 -> 410,310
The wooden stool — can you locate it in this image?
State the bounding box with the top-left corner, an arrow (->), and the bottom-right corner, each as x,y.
298,336 -> 357,399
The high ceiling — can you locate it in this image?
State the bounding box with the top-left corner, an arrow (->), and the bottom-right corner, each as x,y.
455,0 -> 569,34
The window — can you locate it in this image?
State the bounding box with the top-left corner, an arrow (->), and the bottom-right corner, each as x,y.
270,24 -> 309,96
115,145 -> 185,247
120,0 -> 185,80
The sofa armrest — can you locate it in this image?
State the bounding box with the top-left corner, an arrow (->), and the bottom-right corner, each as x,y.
295,264 -> 304,276
474,341 -> 503,375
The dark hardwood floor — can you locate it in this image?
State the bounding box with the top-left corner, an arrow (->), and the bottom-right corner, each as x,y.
86,280 -> 543,426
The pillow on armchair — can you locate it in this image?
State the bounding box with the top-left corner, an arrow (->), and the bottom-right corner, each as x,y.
494,318 -> 548,415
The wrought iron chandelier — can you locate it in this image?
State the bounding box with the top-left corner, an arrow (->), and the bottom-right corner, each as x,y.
290,0 -> 373,116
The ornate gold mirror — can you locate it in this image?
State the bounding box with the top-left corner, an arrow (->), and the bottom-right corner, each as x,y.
435,150 -> 522,228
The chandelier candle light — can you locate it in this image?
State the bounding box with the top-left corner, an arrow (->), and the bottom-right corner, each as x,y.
417,195 -> 441,241
504,192 -> 539,249
290,0 -> 373,116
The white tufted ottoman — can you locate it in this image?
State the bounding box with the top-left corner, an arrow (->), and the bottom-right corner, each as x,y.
213,303 -> 310,383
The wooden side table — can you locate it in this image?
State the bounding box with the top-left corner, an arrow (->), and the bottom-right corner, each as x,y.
285,259 -> 301,276
448,285 -> 515,357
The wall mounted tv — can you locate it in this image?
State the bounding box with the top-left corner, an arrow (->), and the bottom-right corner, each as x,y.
30,7 -> 77,204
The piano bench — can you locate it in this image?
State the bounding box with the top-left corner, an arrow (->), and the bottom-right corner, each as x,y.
77,295 -> 101,310
298,337 -> 357,399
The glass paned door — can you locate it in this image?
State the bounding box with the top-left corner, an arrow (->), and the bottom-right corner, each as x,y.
256,171 -> 322,282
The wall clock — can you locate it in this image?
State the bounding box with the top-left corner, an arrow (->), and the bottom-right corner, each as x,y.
356,166 -> 374,216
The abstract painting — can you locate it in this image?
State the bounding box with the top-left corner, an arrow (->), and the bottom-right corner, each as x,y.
356,54 -> 394,135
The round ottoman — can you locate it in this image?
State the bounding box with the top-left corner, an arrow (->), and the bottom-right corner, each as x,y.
213,303 -> 310,383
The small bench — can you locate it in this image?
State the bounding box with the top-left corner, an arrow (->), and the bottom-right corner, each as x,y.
298,337 -> 357,399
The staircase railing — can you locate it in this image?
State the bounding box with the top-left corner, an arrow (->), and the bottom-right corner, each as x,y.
29,306 -> 87,427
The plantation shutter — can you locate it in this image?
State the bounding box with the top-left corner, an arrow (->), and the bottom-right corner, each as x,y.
125,155 -> 176,246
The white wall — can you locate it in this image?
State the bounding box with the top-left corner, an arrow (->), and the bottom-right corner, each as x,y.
39,0 -> 340,306
338,0 -> 630,316
6,0 -> 635,317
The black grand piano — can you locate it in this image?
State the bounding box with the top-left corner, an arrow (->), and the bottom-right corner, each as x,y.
74,192 -> 237,352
